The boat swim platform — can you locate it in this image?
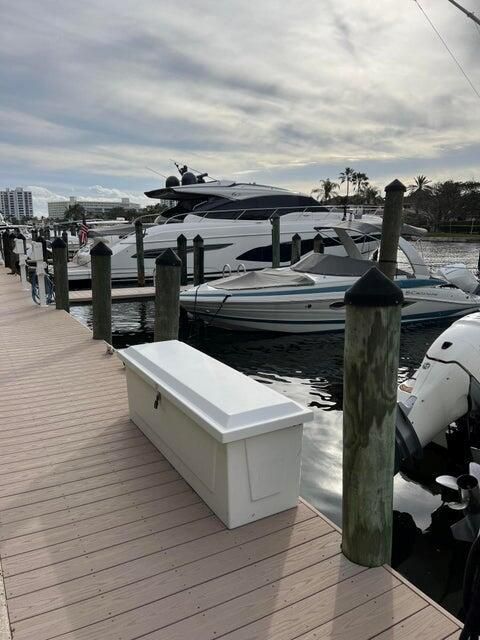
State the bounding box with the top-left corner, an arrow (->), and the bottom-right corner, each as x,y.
0,267 -> 462,640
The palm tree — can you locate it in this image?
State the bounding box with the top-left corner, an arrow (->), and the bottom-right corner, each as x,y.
339,167 -> 355,203
408,175 -> 432,193
352,172 -> 370,199
408,175 -> 432,213
364,186 -> 380,204
311,178 -> 339,202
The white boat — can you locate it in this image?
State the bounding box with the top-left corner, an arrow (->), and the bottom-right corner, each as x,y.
67,173 -> 380,283
180,221 -> 480,334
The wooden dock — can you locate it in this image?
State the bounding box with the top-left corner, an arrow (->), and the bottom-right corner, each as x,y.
0,267 -> 462,640
69,286 -> 157,303
69,285 -> 190,304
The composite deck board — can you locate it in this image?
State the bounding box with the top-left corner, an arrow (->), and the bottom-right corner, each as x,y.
0,268 -> 462,640
372,605 -> 459,639
69,286 -> 156,303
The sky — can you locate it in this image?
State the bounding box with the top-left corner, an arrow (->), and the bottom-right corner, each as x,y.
2,0 -> 480,216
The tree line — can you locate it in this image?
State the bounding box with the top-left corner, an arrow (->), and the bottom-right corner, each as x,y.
60,202 -> 167,222
312,169 -> 480,231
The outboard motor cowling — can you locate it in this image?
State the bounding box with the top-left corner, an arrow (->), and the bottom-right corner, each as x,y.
396,312 -> 480,469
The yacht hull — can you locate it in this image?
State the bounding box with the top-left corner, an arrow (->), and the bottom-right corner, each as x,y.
180,283 -> 480,334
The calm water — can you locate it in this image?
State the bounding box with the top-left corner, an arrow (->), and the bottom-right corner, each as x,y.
71,241 -> 480,615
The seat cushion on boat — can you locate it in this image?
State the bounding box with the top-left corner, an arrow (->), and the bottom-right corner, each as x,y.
211,269 -> 315,290
292,253 -> 374,277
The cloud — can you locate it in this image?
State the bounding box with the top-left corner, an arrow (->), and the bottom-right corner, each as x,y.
1,0 -> 479,209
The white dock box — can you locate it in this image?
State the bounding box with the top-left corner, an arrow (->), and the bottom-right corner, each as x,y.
117,341 -> 312,528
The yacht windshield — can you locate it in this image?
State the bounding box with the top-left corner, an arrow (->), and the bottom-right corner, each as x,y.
292,253 -> 375,277
190,194 -> 326,220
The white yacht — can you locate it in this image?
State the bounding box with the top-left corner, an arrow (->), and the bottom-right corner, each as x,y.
180,221 -> 480,333
67,171 -> 378,283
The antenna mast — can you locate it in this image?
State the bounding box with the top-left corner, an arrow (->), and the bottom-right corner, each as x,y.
446,0 -> 480,26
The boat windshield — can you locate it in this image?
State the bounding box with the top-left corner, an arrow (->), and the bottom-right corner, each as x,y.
192,195 -> 325,220
161,194 -> 331,222
292,253 -> 375,277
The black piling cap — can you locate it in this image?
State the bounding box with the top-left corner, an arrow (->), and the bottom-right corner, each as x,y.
155,247 -> 181,266
292,233 -> 301,240
90,241 -> 112,256
193,234 -> 203,244
385,179 -> 406,193
134,219 -> 142,227
51,237 -> 66,249
345,266 -> 404,307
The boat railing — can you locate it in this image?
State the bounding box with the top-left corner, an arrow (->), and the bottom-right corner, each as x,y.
159,204 -> 382,225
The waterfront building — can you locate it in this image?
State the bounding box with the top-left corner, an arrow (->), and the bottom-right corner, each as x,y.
0,187 -> 33,220
47,196 -> 141,220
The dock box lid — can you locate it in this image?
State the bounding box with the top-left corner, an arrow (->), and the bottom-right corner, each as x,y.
117,340 -> 313,443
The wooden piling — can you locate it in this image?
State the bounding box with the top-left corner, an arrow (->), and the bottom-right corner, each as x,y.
342,267 -> 403,567
378,179 -> 406,280
134,220 -> 145,287
154,248 -> 181,342
8,232 -> 17,274
90,241 -> 112,343
51,237 -> 70,312
271,213 -> 280,268
61,230 -> 69,258
70,223 -> 77,238
45,225 -> 51,240
193,235 -> 204,285
291,233 -> 301,265
177,234 -> 188,286
313,234 -> 324,254
40,237 -> 48,265
2,230 -> 11,270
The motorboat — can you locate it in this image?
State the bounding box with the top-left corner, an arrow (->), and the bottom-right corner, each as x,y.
180,220 -> 480,333
67,170 -> 380,283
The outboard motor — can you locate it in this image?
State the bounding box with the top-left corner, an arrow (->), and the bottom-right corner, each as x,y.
435,263 -> 480,295
437,463 -> 480,542
396,312 -> 480,470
